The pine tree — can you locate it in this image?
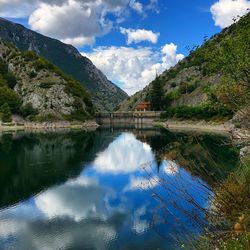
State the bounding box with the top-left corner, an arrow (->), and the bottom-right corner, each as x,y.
150,78 -> 164,111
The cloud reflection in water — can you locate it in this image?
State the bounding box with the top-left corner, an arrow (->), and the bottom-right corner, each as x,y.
93,133 -> 155,174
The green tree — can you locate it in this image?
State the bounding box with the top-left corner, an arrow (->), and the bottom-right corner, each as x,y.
0,61 -> 8,75
150,78 -> 164,111
0,86 -> 21,113
4,73 -> 17,89
0,103 -> 12,123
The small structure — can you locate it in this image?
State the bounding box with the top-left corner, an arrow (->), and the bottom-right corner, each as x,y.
135,102 -> 151,112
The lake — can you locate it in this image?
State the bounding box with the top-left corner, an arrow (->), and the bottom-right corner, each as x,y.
0,128 -> 239,249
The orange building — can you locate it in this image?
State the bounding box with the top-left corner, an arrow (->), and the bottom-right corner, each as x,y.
135,102 -> 151,111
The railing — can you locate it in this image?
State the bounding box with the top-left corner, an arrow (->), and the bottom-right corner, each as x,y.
95,111 -> 161,118
95,111 -> 161,126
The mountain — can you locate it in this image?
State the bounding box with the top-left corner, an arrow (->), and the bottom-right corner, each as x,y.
0,41 -> 94,122
118,13 -> 250,120
0,18 -> 128,112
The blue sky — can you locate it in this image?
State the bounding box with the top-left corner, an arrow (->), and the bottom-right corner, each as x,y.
92,0 -> 220,54
1,0 -> 250,94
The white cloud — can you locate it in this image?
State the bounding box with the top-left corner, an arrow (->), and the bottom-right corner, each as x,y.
124,176 -> 159,192
62,36 -> 96,47
161,43 -> 185,69
129,0 -> 159,15
120,27 -> 160,44
146,0 -> 159,13
93,133 -> 154,174
132,206 -> 149,234
210,0 -> 250,28
0,215 -> 118,250
84,43 -> 184,95
0,0 -> 65,18
0,219 -> 26,238
0,0 -> 159,47
35,176 -> 108,222
161,160 -> 179,175
129,0 -> 143,14
28,0 -> 112,47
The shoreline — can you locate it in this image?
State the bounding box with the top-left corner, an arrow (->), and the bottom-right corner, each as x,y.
0,120 -> 99,132
155,120 -> 231,135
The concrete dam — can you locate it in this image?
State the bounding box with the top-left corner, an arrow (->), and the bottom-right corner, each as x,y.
95,111 -> 161,129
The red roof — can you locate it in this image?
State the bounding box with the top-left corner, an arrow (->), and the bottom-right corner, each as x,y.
136,102 -> 151,110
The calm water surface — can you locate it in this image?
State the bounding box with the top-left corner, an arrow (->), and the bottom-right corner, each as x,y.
0,128 -> 238,250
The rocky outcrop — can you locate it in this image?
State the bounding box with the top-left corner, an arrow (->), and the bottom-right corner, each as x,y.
0,41 -> 93,120
0,18 -> 128,111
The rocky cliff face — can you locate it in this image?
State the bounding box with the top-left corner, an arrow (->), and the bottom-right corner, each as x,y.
0,18 -> 128,112
0,41 -> 93,121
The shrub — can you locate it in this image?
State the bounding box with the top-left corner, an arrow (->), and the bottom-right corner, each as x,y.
0,86 -> 21,113
0,60 -> 18,89
29,71 -> 37,78
0,76 -> 7,87
161,105 -> 233,120
39,82 -> 54,89
65,80 -> 93,113
0,61 -> 8,75
170,82 -> 177,88
179,83 -> 197,95
4,73 -> 17,89
69,109 -> 88,121
20,103 -> 38,118
0,103 -> 12,122
22,51 -> 39,61
36,113 -> 58,122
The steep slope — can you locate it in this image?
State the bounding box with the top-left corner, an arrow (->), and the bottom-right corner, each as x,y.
0,41 -> 94,121
118,13 -> 250,115
0,18 -> 128,112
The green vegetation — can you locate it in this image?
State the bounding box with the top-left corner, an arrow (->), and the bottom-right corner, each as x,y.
0,86 -> 21,113
0,103 -> 12,122
0,60 -> 18,89
0,60 -> 20,122
20,103 -> 38,119
161,105 -> 233,120
198,13 -> 250,113
35,113 -> 58,122
150,77 -> 164,111
39,82 -> 54,89
159,13 -> 250,120
198,157 -> 250,250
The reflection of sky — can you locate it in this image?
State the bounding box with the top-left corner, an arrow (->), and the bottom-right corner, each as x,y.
0,132 -> 212,250
93,133 -> 154,174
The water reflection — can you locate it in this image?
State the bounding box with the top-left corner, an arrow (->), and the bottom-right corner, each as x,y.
0,129 -> 238,249
93,133 -> 154,174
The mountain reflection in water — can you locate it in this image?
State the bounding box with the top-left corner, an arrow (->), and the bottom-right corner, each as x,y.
0,129 -> 238,249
